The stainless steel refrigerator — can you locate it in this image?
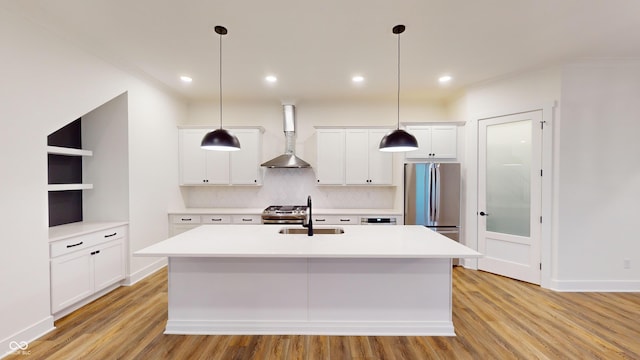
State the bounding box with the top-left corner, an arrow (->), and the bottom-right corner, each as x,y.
404,163 -> 461,262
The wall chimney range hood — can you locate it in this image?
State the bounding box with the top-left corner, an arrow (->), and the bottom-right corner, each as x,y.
261,105 -> 311,168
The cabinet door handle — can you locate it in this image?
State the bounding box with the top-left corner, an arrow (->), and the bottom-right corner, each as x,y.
91,250 -> 101,256
66,241 -> 83,248
104,232 -> 117,238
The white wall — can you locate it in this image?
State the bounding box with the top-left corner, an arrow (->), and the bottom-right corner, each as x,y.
451,67 -> 561,282
454,62 -> 640,291
555,61 -> 640,290
183,98 -> 450,210
0,8 -> 184,354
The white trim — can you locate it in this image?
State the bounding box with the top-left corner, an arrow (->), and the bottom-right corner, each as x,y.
550,279 -> 640,292
123,258 -> 167,286
467,102 -> 555,288
0,316 -> 54,359
177,125 -> 265,132
165,320 -> 455,336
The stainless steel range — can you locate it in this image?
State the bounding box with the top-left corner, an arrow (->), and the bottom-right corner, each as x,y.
261,205 -> 308,224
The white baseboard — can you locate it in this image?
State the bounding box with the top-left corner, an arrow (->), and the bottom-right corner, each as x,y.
165,320 -> 455,336
0,316 -> 54,359
550,279 -> 640,292
123,258 -> 167,286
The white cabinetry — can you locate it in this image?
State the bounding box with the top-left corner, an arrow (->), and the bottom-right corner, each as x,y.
345,129 -> 392,185
312,215 -> 359,225
405,125 -> 457,159
169,213 -> 262,236
179,128 -> 263,185
315,129 -> 345,185
50,224 -> 127,314
315,128 -> 393,185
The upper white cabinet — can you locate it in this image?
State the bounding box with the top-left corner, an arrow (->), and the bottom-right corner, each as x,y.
314,128 -> 393,185
345,129 -> 393,185
405,125 -> 457,159
315,129 -> 345,185
179,128 -> 263,185
230,129 -> 262,185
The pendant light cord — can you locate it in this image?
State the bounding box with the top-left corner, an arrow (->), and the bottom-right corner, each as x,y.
219,32 -> 223,130
396,31 -> 401,130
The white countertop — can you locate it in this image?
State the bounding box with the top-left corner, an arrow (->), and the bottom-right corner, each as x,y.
135,224 -> 481,259
168,208 -> 402,215
49,221 -> 128,242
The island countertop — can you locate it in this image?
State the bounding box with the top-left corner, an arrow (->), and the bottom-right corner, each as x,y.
135,224 -> 481,259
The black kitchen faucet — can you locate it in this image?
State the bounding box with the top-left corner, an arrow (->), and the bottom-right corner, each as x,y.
302,195 -> 313,236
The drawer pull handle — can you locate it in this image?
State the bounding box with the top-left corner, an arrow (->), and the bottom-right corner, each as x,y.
104,232 -> 117,238
181,218 -> 192,221
211,218 -> 222,222
91,250 -> 101,255
340,219 -> 351,222
316,219 -> 326,222
66,241 -> 83,248
242,218 -> 252,222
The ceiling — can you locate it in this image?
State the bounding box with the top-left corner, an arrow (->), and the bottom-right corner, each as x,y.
4,0 -> 640,103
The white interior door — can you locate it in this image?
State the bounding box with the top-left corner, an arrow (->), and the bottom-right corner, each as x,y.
478,111 -> 542,284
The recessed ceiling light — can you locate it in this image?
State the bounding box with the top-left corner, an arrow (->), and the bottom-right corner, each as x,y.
438,75 -> 452,83
180,75 -> 193,83
352,75 -> 365,83
265,75 -> 278,83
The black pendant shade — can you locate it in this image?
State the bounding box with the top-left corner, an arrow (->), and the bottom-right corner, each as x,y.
379,129 -> 418,152
201,128 -> 241,151
201,25 -> 241,151
379,24 -> 418,152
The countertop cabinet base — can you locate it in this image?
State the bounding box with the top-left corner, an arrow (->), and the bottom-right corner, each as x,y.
50,224 -> 127,315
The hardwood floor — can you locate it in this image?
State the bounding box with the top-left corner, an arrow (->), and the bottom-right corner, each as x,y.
8,267 -> 640,359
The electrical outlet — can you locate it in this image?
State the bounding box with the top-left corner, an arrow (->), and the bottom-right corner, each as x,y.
623,259 -> 631,269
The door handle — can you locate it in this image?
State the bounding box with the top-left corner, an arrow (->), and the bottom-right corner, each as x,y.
479,211 -> 490,216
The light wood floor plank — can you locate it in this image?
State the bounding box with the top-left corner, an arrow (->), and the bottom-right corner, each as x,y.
6,267 -> 639,359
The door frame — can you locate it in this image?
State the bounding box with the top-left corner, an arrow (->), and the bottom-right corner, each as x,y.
464,102 -> 555,289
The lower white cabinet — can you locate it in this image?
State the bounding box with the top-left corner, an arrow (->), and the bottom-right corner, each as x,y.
50,225 -> 126,314
312,215 -> 358,225
169,213 -> 262,236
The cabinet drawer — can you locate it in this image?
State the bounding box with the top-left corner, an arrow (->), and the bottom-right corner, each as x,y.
232,215 -> 262,224
170,215 -> 202,224
201,215 -> 231,224
312,215 -> 358,225
50,226 -> 127,258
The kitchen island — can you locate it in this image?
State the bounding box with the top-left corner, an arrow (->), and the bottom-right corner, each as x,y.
135,224 -> 481,336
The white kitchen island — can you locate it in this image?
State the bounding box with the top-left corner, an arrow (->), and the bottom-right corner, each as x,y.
135,224 -> 481,336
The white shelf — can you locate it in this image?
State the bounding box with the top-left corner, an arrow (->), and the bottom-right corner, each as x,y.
47,146 -> 93,157
48,183 -> 94,191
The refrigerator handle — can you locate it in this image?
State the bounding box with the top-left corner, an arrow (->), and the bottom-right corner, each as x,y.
430,164 -> 436,223
434,164 -> 440,222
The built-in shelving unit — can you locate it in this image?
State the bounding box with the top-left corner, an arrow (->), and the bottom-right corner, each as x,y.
47,145 -> 93,192
48,118 -> 93,227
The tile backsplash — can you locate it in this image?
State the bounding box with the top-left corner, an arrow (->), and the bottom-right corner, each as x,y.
185,168 -> 396,209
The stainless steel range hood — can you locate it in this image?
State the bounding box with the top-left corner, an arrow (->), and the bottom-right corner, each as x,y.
261,105 -> 311,168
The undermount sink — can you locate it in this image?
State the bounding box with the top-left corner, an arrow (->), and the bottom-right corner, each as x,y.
278,227 -> 345,235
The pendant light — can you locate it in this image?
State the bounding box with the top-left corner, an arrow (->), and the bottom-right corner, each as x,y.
379,25 -> 418,152
201,26 -> 241,151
